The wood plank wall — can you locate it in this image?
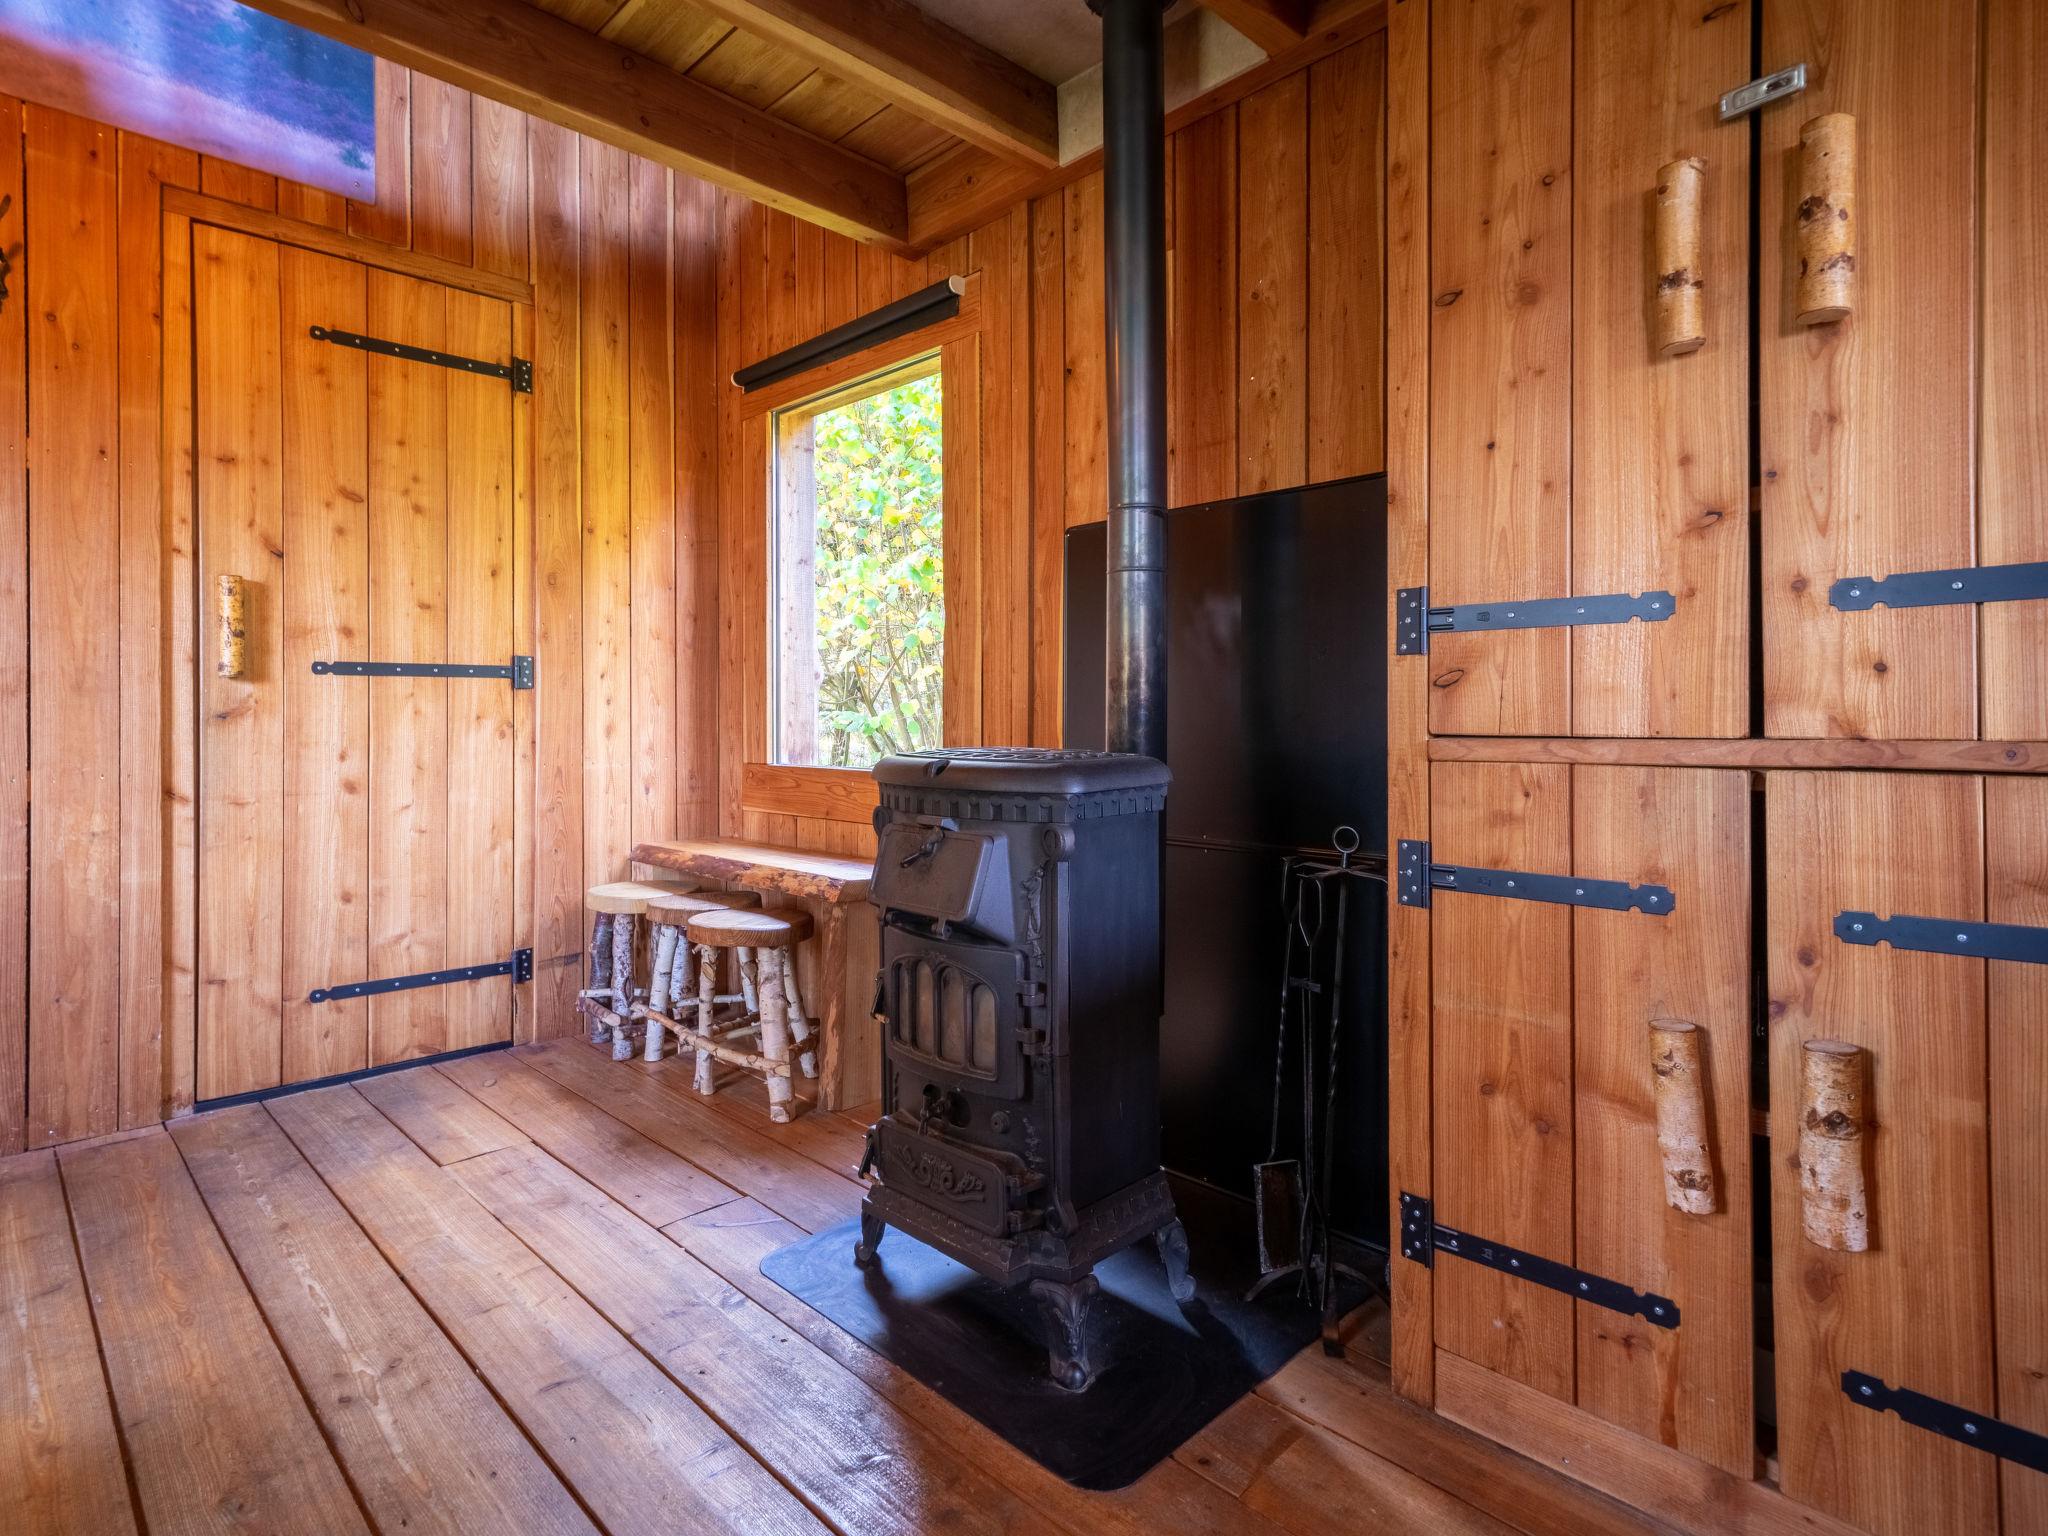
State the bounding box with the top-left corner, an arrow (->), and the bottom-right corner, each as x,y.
712,35 -> 1387,850
0,71 -> 719,1150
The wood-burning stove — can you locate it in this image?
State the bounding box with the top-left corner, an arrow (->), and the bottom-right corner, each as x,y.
857,747 -> 1192,1390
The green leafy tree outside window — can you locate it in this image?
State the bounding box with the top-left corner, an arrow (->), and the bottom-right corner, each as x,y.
797,371 -> 944,768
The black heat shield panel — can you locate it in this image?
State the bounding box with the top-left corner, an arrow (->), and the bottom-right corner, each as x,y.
1064,475 -> 1389,1244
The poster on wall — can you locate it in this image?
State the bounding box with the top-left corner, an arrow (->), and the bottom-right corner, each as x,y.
0,0 -> 376,199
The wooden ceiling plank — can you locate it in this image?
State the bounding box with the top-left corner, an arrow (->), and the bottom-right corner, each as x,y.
238,0 -> 908,246
684,0 -> 1059,167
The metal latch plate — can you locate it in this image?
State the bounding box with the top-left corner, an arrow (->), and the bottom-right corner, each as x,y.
1835,911 -> 2048,966
1719,63 -> 1808,120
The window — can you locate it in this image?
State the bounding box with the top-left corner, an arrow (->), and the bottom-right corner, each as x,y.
770,356 -> 944,769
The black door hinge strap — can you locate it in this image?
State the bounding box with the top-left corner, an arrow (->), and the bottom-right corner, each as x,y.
1830,560 -> 2048,612
1844,1373 -> 2048,1475
310,325 -> 533,393
1399,1193 -> 1679,1328
1396,840 -> 1673,915
311,656 -> 534,689
1836,911 -> 2048,965
311,948 -> 533,1004
1397,586 -> 1676,655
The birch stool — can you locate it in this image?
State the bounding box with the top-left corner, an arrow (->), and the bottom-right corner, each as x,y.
681,906 -> 818,1122
632,888 -> 761,1063
580,880 -> 697,1059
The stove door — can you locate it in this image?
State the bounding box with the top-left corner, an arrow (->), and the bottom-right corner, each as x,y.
880,927 -> 1030,1101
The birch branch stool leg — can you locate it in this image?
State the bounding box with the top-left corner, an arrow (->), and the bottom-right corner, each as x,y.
581,910 -> 616,1045
682,906 -> 816,1123
643,922 -> 680,1061
693,942 -> 722,1095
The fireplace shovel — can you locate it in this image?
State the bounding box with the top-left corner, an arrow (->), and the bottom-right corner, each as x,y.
1251,868 -> 1323,1279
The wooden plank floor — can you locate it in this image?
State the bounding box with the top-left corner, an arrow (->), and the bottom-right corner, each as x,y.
0,1037 -> 1677,1535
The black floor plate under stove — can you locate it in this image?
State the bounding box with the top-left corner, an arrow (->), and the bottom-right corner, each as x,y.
759,1176 -> 1374,1490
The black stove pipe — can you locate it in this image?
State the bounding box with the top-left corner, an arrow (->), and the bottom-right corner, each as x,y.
1098,0 -> 1168,763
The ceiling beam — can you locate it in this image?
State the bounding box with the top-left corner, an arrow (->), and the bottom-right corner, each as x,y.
908,0 -> 1387,250
239,0 -> 908,246
1200,0 -> 1312,56
685,0 -> 1059,167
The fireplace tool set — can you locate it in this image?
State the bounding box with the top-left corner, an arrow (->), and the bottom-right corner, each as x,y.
1249,825 -> 1383,1353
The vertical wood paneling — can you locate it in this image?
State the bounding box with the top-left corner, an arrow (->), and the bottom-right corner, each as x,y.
1027,191 -> 1066,747
349,58 -> 412,247
1062,172 -> 1106,530
408,75 -> 473,266
819,232 -> 859,331
1238,73 -> 1309,494
1759,3 -> 1978,739
529,121 -> 586,1032
628,159 -> 677,852
1766,772 -> 1995,1535
1572,766 -> 1751,1475
275,178 -> 345,231
675,176 -> 721,838
715,191 -> 749,834
115,135 -> 197,1130
509,300 -> 538,1041
29,111 -> 125,1139
0,95 -> 25,1151
1571,0 -> 1748,739
1988,775 -> 2048,1530
445,289 -> 517,1052
1427,0 -> 1572,736
941,333 -> 983,747
1430,758 -> 1574,1402
1980,0 -> 2047,741
579,142 -> 631,891
1169,106 -> 1238,509
193,224 -> 284,1103
1307,38 -> 1385,484
471,98 -> 529,282
161,211 -> 198,1118
972,211 -> 1031,748
279,250 -> 370,1086
1382,0 -> 1432,1407
366,272 -> 450,1068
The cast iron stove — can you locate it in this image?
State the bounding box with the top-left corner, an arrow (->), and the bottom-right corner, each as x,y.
857,747 -> 1192,1390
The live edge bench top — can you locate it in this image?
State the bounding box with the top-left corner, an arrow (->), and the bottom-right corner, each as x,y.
631,839 -> 873,905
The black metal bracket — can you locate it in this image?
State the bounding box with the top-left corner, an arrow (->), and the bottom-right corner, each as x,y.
1395,585 -> 1676,655
1843,1373 -> 2048,1476
1396,840 -> 1673,915
311,656 -> 534,689
1830,560 -> 2048,612
309,325 -> 533,394
1399,1193 -> 1679,1328
1835,911 -> 2048,966
310,948 -> 532,1004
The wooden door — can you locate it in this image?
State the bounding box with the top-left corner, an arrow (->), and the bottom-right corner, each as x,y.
1760,0 -> 2044,741
1764,772 -> 1997,1534
195,227 -> 518,1101
1428,760 -> 1752,1474
1426,0 -> 1749,738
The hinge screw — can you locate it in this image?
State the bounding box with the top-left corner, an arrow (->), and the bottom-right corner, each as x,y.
1860,1384 -> 1874,1397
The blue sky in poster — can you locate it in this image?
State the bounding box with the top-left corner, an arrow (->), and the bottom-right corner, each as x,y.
0,0 -> 376,198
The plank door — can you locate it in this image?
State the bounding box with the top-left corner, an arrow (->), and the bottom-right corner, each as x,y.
1429,761 -> 1751,1473
196,228 -> 517,1101
1764,772 -> 1995,1534
1427,0 -> 1748,738
1758,0 -> 1981,738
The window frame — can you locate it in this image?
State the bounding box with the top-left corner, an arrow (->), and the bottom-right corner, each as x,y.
728,277 -> 985,835
767,351 -> 946,771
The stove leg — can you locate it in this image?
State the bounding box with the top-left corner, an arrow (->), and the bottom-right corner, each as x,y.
854,1207 -> 887,1267
1030,1274 -> 1102,1392
1154,1217 -> 1196,1303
